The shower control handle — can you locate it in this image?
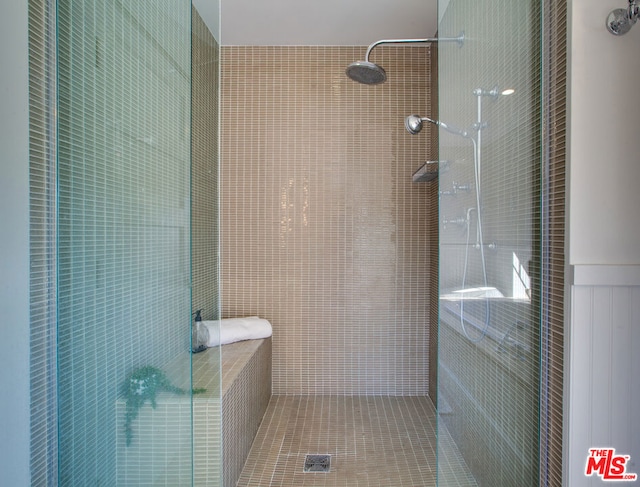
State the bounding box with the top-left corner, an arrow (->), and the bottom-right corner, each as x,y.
441,216 -> 468,230
473,242 -> 497,250
453,181 -> 471,193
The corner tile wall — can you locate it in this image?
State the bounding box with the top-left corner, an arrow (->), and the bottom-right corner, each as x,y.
192,8 -> 222,486
192,7 -> 220,322
221,46 -> 436,395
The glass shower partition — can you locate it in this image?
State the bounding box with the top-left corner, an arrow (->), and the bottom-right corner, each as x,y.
436,0 -> 542,485
55,1 -> 217,485
191,2 -> 223,485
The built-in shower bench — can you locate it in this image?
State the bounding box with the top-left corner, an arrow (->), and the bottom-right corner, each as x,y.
115,338 -> 272,487
216,338 -> 272,487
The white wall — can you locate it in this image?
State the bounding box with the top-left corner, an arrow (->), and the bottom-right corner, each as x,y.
569,0 -> 640,266
0,2 -> 31,485
567,1 -> 640,485
566,270 -> 640,486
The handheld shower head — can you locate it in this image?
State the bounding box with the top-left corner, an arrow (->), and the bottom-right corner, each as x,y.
405,114 -> 438,135
405,114 -> 469,138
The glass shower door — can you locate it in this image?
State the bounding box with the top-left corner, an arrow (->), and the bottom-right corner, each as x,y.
436,0 -> 542,485
56,1 -> 195,484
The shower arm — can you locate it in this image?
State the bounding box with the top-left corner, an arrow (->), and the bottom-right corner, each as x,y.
363,32 -> 465,62
625,0 -> 640,21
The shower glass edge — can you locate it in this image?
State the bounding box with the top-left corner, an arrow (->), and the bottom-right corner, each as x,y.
191,0 -> 223,485
436,0 -> 543,485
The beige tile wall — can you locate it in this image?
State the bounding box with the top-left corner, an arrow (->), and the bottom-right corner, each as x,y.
192,7 -> 220,322
221,46 -> 436,395
220,339 -> 272,487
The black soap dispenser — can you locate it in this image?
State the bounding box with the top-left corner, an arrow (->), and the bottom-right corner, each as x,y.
191,309 -> 208,353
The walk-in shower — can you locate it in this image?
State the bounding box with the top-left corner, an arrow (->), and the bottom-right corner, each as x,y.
25,0 -> 553,484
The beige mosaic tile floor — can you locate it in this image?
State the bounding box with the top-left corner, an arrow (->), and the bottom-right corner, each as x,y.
237,395 -> 477,487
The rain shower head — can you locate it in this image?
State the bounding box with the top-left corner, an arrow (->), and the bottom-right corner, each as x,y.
345,61 -> 387,85
346,33 -> 465,85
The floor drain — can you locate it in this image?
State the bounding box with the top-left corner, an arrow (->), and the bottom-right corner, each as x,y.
303,454 -> 331,473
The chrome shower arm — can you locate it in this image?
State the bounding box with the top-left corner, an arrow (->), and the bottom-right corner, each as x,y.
364,32 -> 465,61
346,32 -> 464,85
630,0 -> 640,20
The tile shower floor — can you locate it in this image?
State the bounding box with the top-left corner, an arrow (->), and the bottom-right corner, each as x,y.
236,395 -> 477,487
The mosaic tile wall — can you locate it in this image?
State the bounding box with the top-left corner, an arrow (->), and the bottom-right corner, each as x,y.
28,0 -> 58,484
427,44 -> 440,404
221,339 -> 272,487
192,7 -> 222,486
31,4 -> 223,483
221,45 -> 437,395
192,7 -> 221,323
541,1 -> 568,483
55,2 -> 192,484
114,339 -> 270,486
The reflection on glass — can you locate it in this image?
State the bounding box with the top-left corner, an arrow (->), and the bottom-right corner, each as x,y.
56,1 -> 193,484
437,0 -> 542,485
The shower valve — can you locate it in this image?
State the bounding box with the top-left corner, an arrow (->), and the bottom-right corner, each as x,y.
441,216 -> 468,230
473,242 -> 497,250
440,182 -> 470,199
453,181 -> 471,193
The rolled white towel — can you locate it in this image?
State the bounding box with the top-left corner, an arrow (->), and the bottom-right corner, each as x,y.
203,316 -> 272,347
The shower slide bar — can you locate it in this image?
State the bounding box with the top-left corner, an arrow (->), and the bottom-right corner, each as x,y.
607,0 -> 639,35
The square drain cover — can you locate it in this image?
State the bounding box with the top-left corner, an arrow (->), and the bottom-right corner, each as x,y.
304,454 -> 331,473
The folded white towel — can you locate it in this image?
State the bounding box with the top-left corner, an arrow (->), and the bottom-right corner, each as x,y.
203,316 -> 272,347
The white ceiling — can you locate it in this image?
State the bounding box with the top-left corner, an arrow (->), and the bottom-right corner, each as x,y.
193,0 -> 439,46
